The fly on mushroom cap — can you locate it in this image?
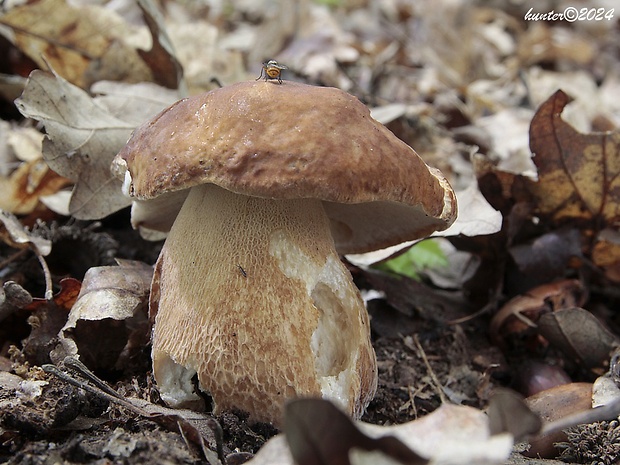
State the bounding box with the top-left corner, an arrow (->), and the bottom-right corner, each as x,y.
256,59 -> 287,83
114,80 -> 457,425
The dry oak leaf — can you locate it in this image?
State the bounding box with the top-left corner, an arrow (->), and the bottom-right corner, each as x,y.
529,90 -> 620,280
0,0 -> 151,88
529,89 -> 620,226
15,70 -> 135,220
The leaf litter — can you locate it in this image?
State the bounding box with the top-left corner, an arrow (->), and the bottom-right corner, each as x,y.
0,0 -> 619,463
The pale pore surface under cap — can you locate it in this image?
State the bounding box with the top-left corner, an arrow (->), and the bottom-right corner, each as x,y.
151,184 -> 377,423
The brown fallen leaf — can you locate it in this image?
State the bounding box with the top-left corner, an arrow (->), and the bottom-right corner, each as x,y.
360,268 -> 470,323
0,158 -> 71,215
529,89 -> 620,225
0,123 -> 71,215
26,277 -> 81,313
56,260 -> 152,371
528,90 -> 620,280
249,399 -> 514,465
0,0 -> 151,88
0,209 -> 51,256
285,398 -> 427,465
592,228 -> 620,282
538,307 -> 619,370
136,0 -> 185,90
489,279 -> 586,349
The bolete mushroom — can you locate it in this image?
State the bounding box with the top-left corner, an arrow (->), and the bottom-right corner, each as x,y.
113,80 -> 457,425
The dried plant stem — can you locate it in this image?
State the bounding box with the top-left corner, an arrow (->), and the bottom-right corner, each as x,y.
413,334 -> 448,404
34,249 -> 53,301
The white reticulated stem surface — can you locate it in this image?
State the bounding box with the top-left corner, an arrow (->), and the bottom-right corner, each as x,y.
150,183 -> 377,424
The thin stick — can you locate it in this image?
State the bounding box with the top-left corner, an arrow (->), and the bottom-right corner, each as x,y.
34,251 -> 53,301
413,334 -> 448,404
42,364 -> 150,416
63,357 -> 120,397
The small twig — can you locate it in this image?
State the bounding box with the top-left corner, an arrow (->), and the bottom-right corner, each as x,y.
447,299 -> 498,325
63,357 -> 120,398
34,251 -> 54,301
42,363 -> 150,417
43,359 -> 226,465
413,334 -> 448,404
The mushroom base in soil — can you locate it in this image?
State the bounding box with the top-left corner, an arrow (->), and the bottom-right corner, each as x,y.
150,183 -> 377,424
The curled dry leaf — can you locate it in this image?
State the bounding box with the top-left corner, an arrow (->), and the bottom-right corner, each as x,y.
136,0 -> 184,91
129,398 -> 223,465
26,277 -> 81,313
284,398 -> 426,465
247,399 -> 514,465
538,307 -> 619,370
489,279 -> 586,349
0,209 -> 51,255
56,260 -> 152,371
487,388 -> 542,441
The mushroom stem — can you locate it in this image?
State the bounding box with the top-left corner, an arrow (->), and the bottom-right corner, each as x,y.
150,183 -> 377,424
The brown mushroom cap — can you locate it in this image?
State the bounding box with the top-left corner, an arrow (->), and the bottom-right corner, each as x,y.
116,80 -> 456,254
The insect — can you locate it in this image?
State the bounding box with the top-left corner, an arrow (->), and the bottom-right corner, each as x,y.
237,264 -> 247,278
256,60 -> 287,84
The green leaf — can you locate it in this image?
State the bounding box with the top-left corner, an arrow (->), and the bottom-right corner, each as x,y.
375,239 -> 448,280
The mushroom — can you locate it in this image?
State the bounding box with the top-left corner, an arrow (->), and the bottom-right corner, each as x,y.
113,80 -> 457,425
